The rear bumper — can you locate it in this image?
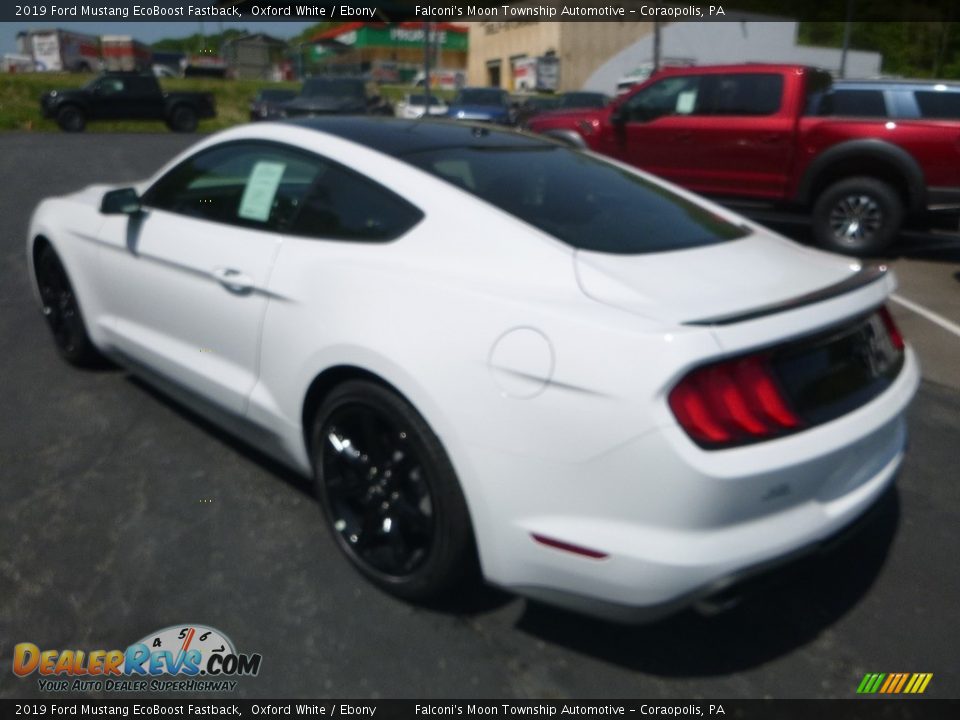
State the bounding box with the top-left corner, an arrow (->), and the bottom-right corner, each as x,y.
509,439 -> 903,623
471,348 -> 919,622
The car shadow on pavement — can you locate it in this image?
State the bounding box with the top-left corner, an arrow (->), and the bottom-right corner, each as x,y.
515,486 -> 901,676
124,375 -> 519,616
126,375 -> 315,499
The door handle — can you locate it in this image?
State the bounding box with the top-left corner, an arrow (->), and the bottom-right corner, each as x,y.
211,267 -> 253,292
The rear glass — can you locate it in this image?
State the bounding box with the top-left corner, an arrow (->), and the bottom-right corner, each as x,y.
402,145 -> 747,254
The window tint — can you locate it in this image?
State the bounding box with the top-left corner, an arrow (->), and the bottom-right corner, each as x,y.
699,74 -> 783,115
97,78 -> 125,95
820,89 -> 887,117
403,145 -> 747,255
143,142 -> 321,231
301,79 -> 366,98
258,89 -> 296,102
289,163 -> 423,242
623,76 -> 702,122
125,76 -> 157,96
915,90 -> 960,119
455,89 -> 508,106
558,92 -> 608,109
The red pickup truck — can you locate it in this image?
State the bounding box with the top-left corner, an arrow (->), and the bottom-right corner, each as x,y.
527,64 -> 960,255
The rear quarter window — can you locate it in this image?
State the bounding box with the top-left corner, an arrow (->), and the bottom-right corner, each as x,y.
820,89 -> 888,117
914,90 -> 960,119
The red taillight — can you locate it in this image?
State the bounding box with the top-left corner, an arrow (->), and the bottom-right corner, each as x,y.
879,305 -> 905,351
668,354 -> 802,448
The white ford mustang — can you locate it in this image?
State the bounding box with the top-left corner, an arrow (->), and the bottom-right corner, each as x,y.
27,119 -> 919,621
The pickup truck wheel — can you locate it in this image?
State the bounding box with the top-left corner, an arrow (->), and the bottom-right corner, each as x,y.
168,106 -> 198,133
56,106 -> 85,133
812,177 -> 903,256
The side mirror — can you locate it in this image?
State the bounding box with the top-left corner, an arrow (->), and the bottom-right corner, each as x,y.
610,105 -> 627,125
101,187 -> 141,215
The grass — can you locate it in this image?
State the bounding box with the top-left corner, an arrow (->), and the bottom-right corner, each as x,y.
0,73 -> 457,133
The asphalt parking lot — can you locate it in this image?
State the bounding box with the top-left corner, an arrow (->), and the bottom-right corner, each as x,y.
1,133 -> 958,700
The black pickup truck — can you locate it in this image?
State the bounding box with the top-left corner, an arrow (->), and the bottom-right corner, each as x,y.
41,73 -> 216,133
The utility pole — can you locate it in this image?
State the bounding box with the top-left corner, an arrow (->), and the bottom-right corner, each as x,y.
839,0 -> 854,78
423,21 -> 432,111
653,21 -> 662,73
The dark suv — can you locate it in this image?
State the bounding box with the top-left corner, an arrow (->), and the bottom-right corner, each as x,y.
815,79 -> 960,119
281,78 -> 392,118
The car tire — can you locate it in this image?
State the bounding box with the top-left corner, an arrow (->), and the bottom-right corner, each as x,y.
34,244 -> 102,366
168,105 -> 198,133
56,105 -> 85,133
311,380 -> 478,601
812,177 -> 904,256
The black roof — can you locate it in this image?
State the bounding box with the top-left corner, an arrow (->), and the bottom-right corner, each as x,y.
286,116 -> 553,157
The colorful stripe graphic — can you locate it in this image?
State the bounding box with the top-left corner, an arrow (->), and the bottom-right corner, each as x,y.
857,672 -> 933,694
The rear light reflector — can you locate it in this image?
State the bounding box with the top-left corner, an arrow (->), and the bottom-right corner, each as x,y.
532,534 -> 609,560
669,354 -> 802,448
879,305 -> 905,351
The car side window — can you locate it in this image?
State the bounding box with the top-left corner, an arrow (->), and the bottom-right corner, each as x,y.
914,90 -> 960,119
126,76 -> 156,96
622,76 -> 702,122
143,142 -> 321,231
820,89 -> 887,117
289,161 -> 423,242
698,73 -> 784,116
97,78 -> 125,95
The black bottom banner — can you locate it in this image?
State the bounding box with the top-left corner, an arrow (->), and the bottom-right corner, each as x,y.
1,700 -> 958,720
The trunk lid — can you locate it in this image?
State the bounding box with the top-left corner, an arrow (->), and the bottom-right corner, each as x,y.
574,233 -> 863,325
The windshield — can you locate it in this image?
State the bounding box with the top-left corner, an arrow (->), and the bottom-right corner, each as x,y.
454,89 -> 506,107
301,79 -> 365,99
408,94 -> 444,106
259,89 -> 296,102
402,145 -> 748,254
558,93 -> 608,109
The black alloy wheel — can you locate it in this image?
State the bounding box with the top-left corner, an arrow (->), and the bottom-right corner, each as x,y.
35,245 -> 101,366
312,381 -> 477,600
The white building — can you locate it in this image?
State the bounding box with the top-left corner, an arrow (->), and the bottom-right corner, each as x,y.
585,20 -> 882,94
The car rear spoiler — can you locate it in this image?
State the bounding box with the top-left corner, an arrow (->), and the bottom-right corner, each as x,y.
684,264 -> 888,326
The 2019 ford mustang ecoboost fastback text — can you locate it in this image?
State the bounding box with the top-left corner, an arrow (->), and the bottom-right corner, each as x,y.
27,118 -> 919,621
